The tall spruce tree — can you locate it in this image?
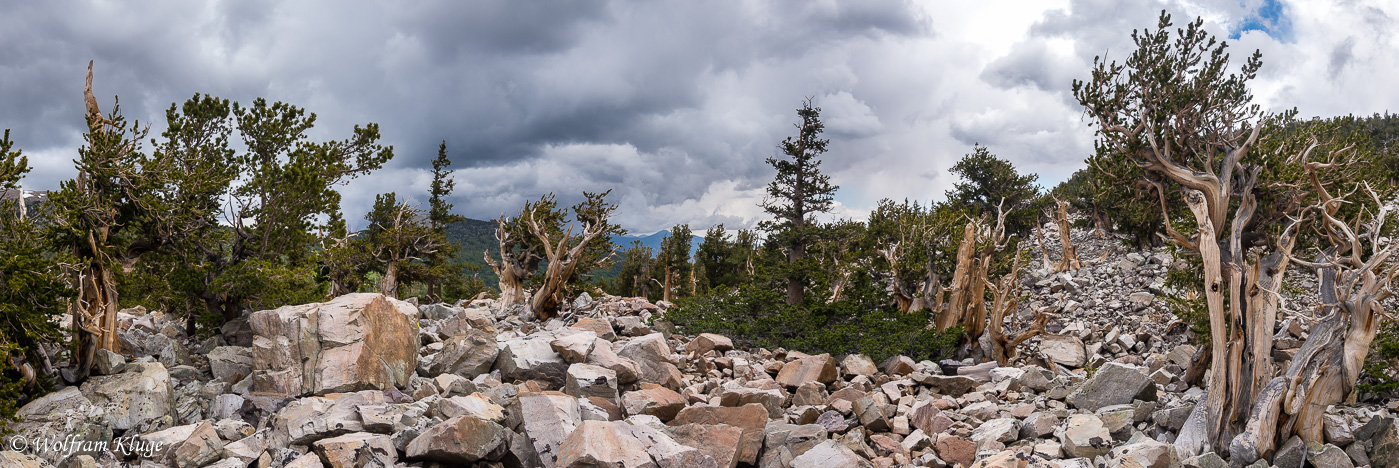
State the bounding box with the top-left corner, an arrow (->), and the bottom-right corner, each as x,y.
656,224 -> 693,302
760,98 -> 838,305
423,141 -> 465,300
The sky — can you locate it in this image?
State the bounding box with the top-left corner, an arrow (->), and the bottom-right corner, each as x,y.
2,0 -> 1396,234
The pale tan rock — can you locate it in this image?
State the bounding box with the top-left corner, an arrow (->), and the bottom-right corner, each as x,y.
551,331 -> 598,363
775,353 -> 838,388
791,440 -> 872,468
622,386 -> 687,422
690,333 -> 734,355
565,363 -> 620,404
556,420 -> 654,468
1040,334 -> 1087,368
424,329 -> 497,378
618,333 -> 684,389
405,415 -> 507,464
587,339 -> 641,384
250,294 -> 419,395
80,361 -> 175,432
314,432 -> 396,468
519,392 -> 583,468
669,403 -> 769,465
1060,414 -> 1113,459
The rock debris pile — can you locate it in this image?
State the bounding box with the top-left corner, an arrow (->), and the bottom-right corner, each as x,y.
2,229 -> 1397,468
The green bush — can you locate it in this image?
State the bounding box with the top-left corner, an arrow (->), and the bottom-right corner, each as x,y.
666,281 -> 962,363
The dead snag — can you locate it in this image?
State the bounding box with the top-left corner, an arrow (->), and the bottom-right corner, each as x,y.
484,215 -> 531,308
1053,197 -> 1082,271
524,208 -> 608,320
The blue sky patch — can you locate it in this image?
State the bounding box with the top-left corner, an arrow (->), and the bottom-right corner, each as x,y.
1231,0 -> 1295,43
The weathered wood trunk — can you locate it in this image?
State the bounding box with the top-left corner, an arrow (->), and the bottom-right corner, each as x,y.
937,222 -> 979,331
1054,198 -> 1082,271
380,262 -> 399,299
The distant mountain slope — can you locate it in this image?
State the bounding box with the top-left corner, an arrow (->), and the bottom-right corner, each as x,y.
617,230 -> 703,257
443,219 -> 704,290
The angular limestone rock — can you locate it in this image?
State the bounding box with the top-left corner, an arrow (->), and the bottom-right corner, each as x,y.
250,293 -> 419,396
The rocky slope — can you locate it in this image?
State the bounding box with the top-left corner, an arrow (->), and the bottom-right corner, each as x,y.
2,227 -> 1398,468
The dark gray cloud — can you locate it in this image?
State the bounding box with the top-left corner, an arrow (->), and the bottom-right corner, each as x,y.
2,1 -> 1393,233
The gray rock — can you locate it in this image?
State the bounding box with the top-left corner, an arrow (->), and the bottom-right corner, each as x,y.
1271,435 -> 1305,468
209,346 -> 253,383
80,361 -> 175,432
404,415 -> 508,464
1040,334 -> 1087,368
94,348 -> 126,375
1065,362 -> 1155,411
617,333 -> 683,389
1307,442 -> 1353,468
1183,451 -> 1227,468
789,440 -> 872,468
495,333 -> 569,388
425,329 -> 498,378
1059,414 -> 1113,459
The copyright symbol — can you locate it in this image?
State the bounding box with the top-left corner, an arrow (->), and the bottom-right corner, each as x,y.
9,435 -> 27,452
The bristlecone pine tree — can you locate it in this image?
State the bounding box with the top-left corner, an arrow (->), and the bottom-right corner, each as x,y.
1076,11 -> 1395,463
760,98 -> 838,305
361,193 -> 440,299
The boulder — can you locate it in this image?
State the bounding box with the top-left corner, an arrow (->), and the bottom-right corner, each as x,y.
518,392 -> 582,468
551,331 -> 598,363
496,333 -> 570,388
404,415 -> 508,464
556,420 -> 655,468
840,354 -> 878,377
790,440 -> 872,468
418,303 -> 462,321
80,361 -> 175,432
1060,414 -> 1113,459
0,452 -> 50,468
141,420 -> 225,468
434,394 -> 506,423
565,363 -> 620,404
775,353 -> 838,388
424,329 -> 497,378
94,348 -> 126,375
621,386 -> 687,422
936,435 -> 977,468
617,333 -> 684,389
1066,363 -> 1155,411
690,333 -> 734,355
571,317 -> 617,341
912,372 -> 979,397
763,423 -> 828,458
1307,443 -> 1353,468
9,387 -> 112,466
670,403 -> 769,465
1106,439 -> 1179,468
314,432 -> 396,468
669,423 -> 745,468
880,355 -> 916,376
1040,334 -> 1087,368
1271,435 -> 1305,468
587,339 -> 641,384
1371,417 -> 1399,468
208,346 -> 253,383
249,293 -> 419,395
971,418 -> 1022,450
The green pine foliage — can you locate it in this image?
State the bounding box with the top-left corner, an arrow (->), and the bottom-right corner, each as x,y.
945,144 -> 1043,238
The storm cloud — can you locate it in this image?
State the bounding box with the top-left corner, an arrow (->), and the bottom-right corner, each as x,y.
1,0 -> 1395,233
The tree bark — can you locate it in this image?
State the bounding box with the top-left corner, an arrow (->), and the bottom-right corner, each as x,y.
380,262 -> 399,299
1054,198 -> 1082,271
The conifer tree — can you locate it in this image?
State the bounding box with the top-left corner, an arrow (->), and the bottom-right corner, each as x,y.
760,98 -> 838,305
422,141 -> 465,300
